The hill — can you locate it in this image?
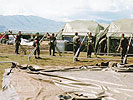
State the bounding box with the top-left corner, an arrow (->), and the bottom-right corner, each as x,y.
0,15 -> 65,32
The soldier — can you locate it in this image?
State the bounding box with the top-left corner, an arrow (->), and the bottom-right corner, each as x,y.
73,32 -> 81,61
33,32 -> 41,59
15,31 -> 22,54
46,33 -> 50,40
30,34 -> 34,41
87,32 -> 94,58
49,33 -> 56,56
117,34 -> 128,63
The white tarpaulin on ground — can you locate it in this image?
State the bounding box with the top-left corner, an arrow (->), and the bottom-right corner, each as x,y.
0,64 -> 133,100
53,70 -> 133,100
0,68 -> 63,100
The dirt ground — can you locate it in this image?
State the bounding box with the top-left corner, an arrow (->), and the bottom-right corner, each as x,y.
0,44 -> 133,88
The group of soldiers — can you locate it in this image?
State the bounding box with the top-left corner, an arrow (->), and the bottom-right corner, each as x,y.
73,32 -> 94,61
14,31 -> 129,63
15,32 -> 57,59
73,32 -> 129,63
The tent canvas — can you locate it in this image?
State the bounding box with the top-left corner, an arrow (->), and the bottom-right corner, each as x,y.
107,19 -> 133,37
56,20 -> 105,52
100,23 -> 109,29
96,19 -> 133,54
57,20 -> 104,40
63,20 -> 102,33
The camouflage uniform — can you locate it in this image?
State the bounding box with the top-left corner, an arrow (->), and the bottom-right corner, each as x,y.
33,36 -> 40,57
119,37 -> 128,63
15,34 -> 21,54
87,36 -> 94,58
73,35 -> 80,60
49,37 -> 56,56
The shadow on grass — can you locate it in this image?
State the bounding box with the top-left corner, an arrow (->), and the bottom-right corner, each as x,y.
0,56 -> 8,58
37,57 -> 51,60
78,60 -> 88,62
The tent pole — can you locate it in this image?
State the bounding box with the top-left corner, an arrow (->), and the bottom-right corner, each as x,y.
107,37 -> 110,55
0,32 -> 7,43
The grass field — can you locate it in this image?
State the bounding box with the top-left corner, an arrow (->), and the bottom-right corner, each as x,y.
0,44 -> 133,88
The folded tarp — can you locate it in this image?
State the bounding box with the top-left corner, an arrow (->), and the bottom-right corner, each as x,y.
0,68 -> 64,100
0,64 -> 133,100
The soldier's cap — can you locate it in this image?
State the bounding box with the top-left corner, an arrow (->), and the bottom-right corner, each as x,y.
75,32 -> 78,35
122,33 -> 124,36
36,32 -> 39,35
88,32 -> 92,34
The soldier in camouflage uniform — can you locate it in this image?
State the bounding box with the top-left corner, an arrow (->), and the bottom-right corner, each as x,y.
73,32 -> 81,61
15,31 -> 22,54
87,32 -> 94,58
33,33 -> 41,59
117,34 -> 128,63
49,33 -> 56,56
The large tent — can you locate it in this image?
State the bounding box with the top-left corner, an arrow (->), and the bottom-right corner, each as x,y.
100,23 -> 109,29
107,19 -> 133,37
57,20 -> 104,39
96,19 -> 133,54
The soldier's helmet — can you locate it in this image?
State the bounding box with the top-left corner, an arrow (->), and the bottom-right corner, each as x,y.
75,32 -> 78,36
121,33 -> 124,37
36,32 -> 39,35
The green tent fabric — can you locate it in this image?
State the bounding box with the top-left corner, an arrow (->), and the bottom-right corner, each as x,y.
62,20 -> 102,32
100,23 -> 109,29
95,19 -> 133,54
56,20 -> 104,39
107,19 -> 133,53
94,25 -> 110,53
107,19 -> 133,38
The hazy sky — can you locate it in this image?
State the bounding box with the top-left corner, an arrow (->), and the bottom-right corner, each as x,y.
0,0 -> 133,22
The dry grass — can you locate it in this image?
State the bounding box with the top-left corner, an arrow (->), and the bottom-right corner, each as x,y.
0,44 -> 133,88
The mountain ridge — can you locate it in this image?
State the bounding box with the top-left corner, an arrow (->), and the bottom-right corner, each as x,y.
0,15 -> 65,32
